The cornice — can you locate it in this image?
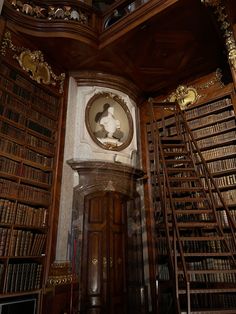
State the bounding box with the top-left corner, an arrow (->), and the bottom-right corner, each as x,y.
3,0 -> 99,46
71,70 -> 141,102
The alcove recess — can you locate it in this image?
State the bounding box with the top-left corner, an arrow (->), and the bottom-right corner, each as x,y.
67,160 -> 147,313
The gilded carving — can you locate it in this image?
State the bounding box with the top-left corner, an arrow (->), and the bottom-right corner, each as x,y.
168,85 -> 200,110
8,0 -> 89,24
17,50 -> 51,85
47,261 -> 76,287
202,0 -> 236,72
0,31 -> 65,93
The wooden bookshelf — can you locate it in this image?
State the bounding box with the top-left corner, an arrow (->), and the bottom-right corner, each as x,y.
143,86 -> 236,312
0,46 -> 64,306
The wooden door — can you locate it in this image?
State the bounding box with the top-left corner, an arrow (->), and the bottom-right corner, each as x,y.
81,192 -> 127,314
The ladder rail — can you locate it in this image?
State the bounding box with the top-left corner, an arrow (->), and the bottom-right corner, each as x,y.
177,106 -> 236,256
149,100 -> 190,306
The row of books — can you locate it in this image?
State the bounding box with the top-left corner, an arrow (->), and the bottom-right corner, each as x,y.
201,173 -> 236,189
192,118 -> 235,139
217,209 -> 236,228
0,74 -> 58,117
0,198 -> 48,227
4,262 -> 42,293
0,156 -> 52,184
214,189 -> 236,206
188,109 -> 234,130
201,144 -> 236,161
185,97 -> 231,120
156,234 -> 236,255
154,98 -> 232,131
0,228 -> 46,257
188,271 -> 236,283
0,178 -> 51,205
0,137 -> 53,168
3,63 -> 59,105
0,89 -> 57,129
207,156 -> 236,173
197,130 -> 236,150
188,293 -> 236,310
0,121 -> 55,153
9,229 -> 47,256
0,106 -> 54,139
156,109 -> 235,137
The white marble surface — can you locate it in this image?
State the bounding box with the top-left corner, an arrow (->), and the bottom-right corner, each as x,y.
55,77 -> 139,261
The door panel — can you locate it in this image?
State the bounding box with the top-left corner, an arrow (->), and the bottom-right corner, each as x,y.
81,192 -> 127,314
82,195 -> 107,312
109,195 -> 127,313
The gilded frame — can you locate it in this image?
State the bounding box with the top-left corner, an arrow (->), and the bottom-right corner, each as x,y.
85,92 -> 133,151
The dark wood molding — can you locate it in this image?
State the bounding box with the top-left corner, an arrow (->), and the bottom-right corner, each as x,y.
72,70 -> 141,102
68,160 -> 144,197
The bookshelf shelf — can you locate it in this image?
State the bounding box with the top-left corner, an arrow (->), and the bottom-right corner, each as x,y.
0,53 -> 63,300
144,87 -> 236,313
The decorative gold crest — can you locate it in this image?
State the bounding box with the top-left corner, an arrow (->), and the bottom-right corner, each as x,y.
1,31 -> 65,93
168,85 -> 199,110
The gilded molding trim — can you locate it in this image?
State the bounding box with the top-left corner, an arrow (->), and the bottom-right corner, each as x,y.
167,85 -> 200,110
164,68 -> 224,110
202,0 -> 236,71
195,68 -> 224,89
7,0 -> 89,25
47,261 -> 76,287
1,31 -> 65,93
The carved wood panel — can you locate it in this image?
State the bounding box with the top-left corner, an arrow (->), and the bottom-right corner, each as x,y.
81,191 -> 127,314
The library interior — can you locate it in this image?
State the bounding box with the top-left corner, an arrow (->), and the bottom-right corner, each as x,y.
1,0 -> 236,313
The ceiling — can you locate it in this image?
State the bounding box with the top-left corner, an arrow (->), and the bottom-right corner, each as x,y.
4,0 -> 232,100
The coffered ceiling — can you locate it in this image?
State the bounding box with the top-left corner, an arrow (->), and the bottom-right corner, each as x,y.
3,0 -> 232,100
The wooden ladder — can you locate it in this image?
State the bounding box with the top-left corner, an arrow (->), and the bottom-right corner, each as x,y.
148,100 -> 236,314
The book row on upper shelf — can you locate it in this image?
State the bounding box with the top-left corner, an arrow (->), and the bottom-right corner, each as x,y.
0,76 -> 59,118
184,293 -> 236,309
153,96 -> 233,130
0,228 -> 47,257
0,156 -> 52,185
0,61 -> 59,105
153,109 -> 235,138
201,173 -> 236,189
194,130 -> 236,150
0,178 -> 50,205
0,121 -> 55,153
0,137 -> 53,168
0,262 -> 43,293
185,97 -> 232,120
0,198 -> 47,227
156,234 -> 236,255
0,102 -> 56,139
0,89 -> 57,129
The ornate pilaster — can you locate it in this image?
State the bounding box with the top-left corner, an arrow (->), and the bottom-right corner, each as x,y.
202,0 -> 236,75
47,261 -> 74,287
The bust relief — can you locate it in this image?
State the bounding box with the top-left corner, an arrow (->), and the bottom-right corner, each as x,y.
85,92 -> 133,151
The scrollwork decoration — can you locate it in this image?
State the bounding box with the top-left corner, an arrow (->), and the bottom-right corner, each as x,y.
202,0 -> 236,72
8,0 -> 89,24
167,85 -> 200,110
1,31 -> 65,93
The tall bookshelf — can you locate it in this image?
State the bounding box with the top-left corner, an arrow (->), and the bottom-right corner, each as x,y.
144,84 -> 236,312
0,42 -> 64,311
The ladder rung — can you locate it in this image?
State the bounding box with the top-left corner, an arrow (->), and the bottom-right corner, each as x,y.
161,136 -> 183,141
179,287 -> 236,294
166,167 -> 195,172
173,197 -> 207,202
175,222 -> 217,227
173,209 -> 211,214
170,187 -> 203,192
168,176 -> 200,181
162,143 -> 185,148
163,151 -> 189,156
